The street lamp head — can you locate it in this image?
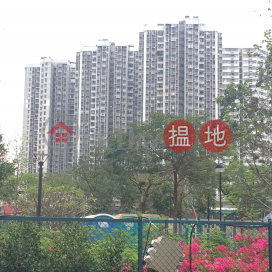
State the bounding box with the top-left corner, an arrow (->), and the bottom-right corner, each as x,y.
34,153 -> 50,162
215,163 -> 225,173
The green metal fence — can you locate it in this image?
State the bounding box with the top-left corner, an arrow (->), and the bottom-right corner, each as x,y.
0,216 -> 270,272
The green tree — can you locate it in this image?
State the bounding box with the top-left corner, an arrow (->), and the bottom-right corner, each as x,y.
128,172 -> 167,213
0,134 -> 14,194
107,112 -> 224,218
17,173 -> 95,218
70,143 -> 114,213
1,137 -> 29,212
222,159 -> 270,220
106,126 -> 169,214
255,29 -> 272,91
150,180 -> 173,216
218,30 -> 272,220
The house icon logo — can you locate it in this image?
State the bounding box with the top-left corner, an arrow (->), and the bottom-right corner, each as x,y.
47,121 -> 75,143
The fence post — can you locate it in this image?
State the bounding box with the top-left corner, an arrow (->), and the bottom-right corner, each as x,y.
174,217 -> 177,233
233,215 -> 236,238
138,216 -> 143,272
207,223 -> 210,241
197,216 -> 201,234
222,217 -> 226,233
185,217 -> 189,242
165,219 -> 168,235
268,219 -> 272,272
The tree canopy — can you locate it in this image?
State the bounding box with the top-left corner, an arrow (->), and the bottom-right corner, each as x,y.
218,30 -> 272,220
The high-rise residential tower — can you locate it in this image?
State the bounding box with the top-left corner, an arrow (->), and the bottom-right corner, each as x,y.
22,57 -> 76,173
23,17 -> 230,172
75,40 -> 140,156
139,16 -> 222,121
75,41 -> 114,156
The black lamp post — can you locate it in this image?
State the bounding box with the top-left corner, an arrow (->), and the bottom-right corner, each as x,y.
215,164 -> 225,221
34,153 -> 50,217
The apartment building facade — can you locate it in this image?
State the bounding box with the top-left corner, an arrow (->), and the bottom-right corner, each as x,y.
23,57 -> 76,173
23,17 -> 224,172
222,47 -> 267,89
24,18 -> 271,173
74,40 -> 141,157
74,41 -> 114,157
139,16 -> 222,121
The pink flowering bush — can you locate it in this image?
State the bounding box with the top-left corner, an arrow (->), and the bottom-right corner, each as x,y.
121,263 -> 131,271
179,228 -> 269,271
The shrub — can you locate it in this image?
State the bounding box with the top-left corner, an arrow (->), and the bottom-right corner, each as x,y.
41,222 -> 95,272
0,221 -> 138,272
179,228 -> 269,272
0,221 -> 45,272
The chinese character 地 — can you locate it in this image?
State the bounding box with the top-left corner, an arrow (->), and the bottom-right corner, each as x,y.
169,125 -> 191,147
204,125 -> 226,147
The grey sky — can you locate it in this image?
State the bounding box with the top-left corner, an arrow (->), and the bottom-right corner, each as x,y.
0,0 -> 271,150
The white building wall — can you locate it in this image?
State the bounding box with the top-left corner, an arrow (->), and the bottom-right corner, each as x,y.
23,58 -> 75,173
139,17 -> 221,121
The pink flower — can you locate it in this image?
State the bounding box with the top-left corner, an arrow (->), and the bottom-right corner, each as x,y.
234,233 -> 243,241
251,238 -> 268,252
121,263 -> 131,272
193,237 -> 199,243
191,243 -> 202,255
244,236 -> 254,242
227,250 -> 235,258
259,227 -> 268,233
205,248 -> 213,254
237,246 -> 250,256
217,244 -> 227,253
178,231 -> 270,272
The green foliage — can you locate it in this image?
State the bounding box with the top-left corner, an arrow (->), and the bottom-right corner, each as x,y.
90,230 -> 134,271
121,247 -> 138,271
218,30 -> 272,220
254,29 -> 272,91
70,145 -> 115,213
0,221 -> 138,272
222,158 -> 270,220
41,222 -> 96,272
0,221 -> 44,272
107,112 -> 224,218
0,134 -> 14,194
17,173 -> 95,217
150,181 -> 172,216
198,227 -> 231,253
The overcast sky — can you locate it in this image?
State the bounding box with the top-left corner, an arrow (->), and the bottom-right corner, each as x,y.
0,0 -> 271,152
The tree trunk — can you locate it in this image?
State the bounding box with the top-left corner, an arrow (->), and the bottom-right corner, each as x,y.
141,193 -> 148,213
179,192 -> 183,218
141,200 -> 146,213
173,170 -> 178,218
